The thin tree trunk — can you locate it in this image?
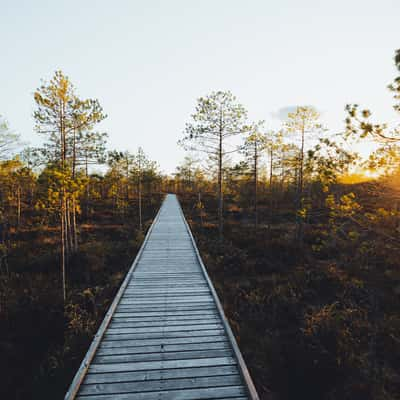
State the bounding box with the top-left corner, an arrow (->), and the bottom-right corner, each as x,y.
66,199 -> 73,254
198,191 -> 203,227
126,157 -> 130,215
138,174 -> 142,232
299,124 -> 305,195
85,154 -> 90,218
254,140 -> 258,231
296,123 -> 305,241
60,99 -> 67,303
268,145 -> 274,231
71,127 -> 78,253
72,197 -> 78,251
218,127 -> 223,242
269,146 -> 273,188
30,181 -> 34,207
17,186 -> 21,227
72,126 -> 76,179
61,196 -> 66,303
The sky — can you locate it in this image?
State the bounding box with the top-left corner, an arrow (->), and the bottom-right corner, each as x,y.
0,0 -> 399,173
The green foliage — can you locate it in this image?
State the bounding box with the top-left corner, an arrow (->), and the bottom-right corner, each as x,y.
181,90 -> 249,148
365,144 -> 400,176
285,105 -> 323,137
388,49 -> 400,113
241,121 -> 268,162
180,90 -> 251,240
306,138 -> 358,190
346,49 -> 400,143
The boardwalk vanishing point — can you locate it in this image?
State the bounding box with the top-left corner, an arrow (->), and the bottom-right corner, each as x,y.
65,194 -> 259,400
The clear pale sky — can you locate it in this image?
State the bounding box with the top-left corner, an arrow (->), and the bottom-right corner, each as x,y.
1,0 -> 399,173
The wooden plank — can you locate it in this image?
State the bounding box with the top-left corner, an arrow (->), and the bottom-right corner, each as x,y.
79,375 -> 242,395
129,280 -> 203,282
76,386 -> 246,400
129,278 -> 204,282
109,318 -> 219,328
119,297 -> 213,305
113,309 -> 217,318
136,258 -> 196,260
117,300 -> 215,307
132,272 -> 202,276
106,323 -> 223,335
115,304 -> 217,312
103,329 -> 225,341
124,289 -> 210,294
120,294 -> 213,300
131,274 -> 202,277
122,293 -> 211,298
124,287 -> 209,292
119,299 -> 214,305
89,356 -> 237,374
99,335 -> 228,348
94,348 -> 232,364
83,365 -> 238,385
97,340 -> 229,355
124,287 -> 209,291
111,313 -> 218,322
111,314 -> 218,322
125,282 -> 208,292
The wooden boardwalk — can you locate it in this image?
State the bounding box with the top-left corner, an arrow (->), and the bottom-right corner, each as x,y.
65,194 -> 258,400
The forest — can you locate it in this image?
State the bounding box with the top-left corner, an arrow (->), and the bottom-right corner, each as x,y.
1,50 -> 400,399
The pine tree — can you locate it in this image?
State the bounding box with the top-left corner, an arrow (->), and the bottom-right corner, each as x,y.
180,91 -> 249,241
241,121 -> 267,231
33,70 -> 106,302
285,106 -> 323,240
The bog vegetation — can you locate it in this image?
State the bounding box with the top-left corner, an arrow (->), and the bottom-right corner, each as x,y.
1,50 -> 400,399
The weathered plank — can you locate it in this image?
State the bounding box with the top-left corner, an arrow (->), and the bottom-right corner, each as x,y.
111,313 -> 218,322
99,335 -> 228,348
93,349 -> 233,364
103,329 -> 225,341
115,304 -> 217,312
79,375 -> 242,395
89,356 -> 238,373
96,340 -> 229,355
83,365 -> 239,385
113,309 -> 217,318
109,318 -> 220,328
76,385 -> 247,400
